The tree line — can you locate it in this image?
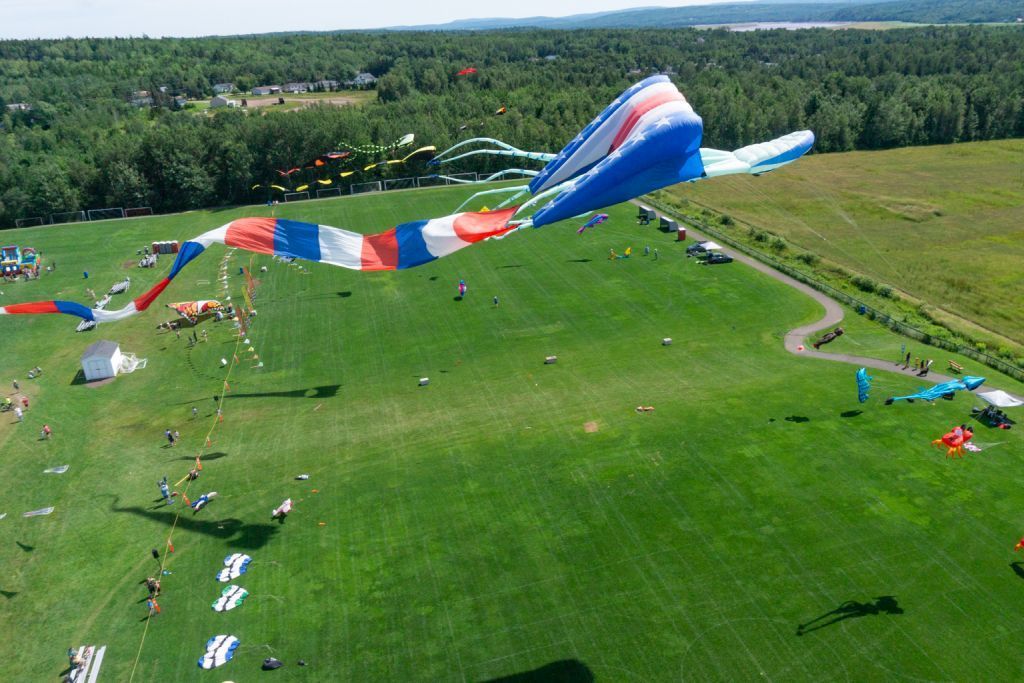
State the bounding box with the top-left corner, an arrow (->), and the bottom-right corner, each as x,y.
1,25 -> 1022,227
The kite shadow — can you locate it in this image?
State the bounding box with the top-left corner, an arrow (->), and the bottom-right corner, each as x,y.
178,385 -> 340,402
0,590 -> 17,599
109,497 -> 280,550
796,596 -> 903,636
840,410 -> 863,418
497,264 -> 523,269
15,541 -> 34,552
1010,562 -> 1024,581
484,659 -> 595,682
785,415 -> 811,423
567,259 -> 593,263
179,451 -> 228,462
454,296 -> 464,302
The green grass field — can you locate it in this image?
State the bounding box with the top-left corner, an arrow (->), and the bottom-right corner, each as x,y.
1,183 -> 1022,681
665,140 -> 1024,347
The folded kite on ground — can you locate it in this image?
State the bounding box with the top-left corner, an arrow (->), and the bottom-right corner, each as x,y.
212,585 -> 248,612
217,553 -> 252,582
198,634 -> 239,669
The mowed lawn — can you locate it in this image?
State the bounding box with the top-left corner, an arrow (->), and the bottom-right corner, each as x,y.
665,139 -> 1024,345
0,184 -> 1022,681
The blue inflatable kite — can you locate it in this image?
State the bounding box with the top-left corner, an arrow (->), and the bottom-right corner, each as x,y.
856,368 -> 873,403
885,376 -> 985,404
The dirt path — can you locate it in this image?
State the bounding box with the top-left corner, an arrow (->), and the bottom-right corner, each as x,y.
634,199 -> 1023,401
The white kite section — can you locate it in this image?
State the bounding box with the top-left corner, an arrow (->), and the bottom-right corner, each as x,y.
217,553 -> 252,582
212,585 -> 248,612
69,645 -> 106,683
978,390 -> 1023,408
198,634 -> 239,669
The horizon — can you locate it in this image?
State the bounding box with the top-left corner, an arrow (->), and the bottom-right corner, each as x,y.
1,0 -> 754,39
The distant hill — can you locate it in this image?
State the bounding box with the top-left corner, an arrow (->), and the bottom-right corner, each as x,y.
383,0 -> 1024,31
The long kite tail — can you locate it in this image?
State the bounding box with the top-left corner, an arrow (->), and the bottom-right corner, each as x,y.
0,208 -> 518,323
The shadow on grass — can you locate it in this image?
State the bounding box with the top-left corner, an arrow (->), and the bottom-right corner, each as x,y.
0,590 -> 17,599
484,659 -> 594,682
840,410 -> 863,418
16,541 -> 34,552
796,596 -> 903,636
785,415 -> 811,423
110,497 -> 279,550
567,259 -> 593,263
1010,562 -> 1024,580
177,386 -> 339,403
179,451 -> 228,462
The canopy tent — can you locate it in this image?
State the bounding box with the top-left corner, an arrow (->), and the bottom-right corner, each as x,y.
700,241 -> 724,251
978,390 -> 1023,408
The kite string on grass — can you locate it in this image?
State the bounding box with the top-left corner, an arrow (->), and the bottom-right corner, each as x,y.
126,251 -> 249,683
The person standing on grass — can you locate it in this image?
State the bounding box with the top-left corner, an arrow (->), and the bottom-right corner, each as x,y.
493,295 -> 499,307
654,248 -> 659,260
903,351 -> 911,369
42,424 -> 51,439
14,406 -> 22,422
12,379 -> 18,391
158,476 -> 174,505
173,430 -> 180,444
165,429 -> 175,447
191,406 -> 198,419
146,596 -> 161,617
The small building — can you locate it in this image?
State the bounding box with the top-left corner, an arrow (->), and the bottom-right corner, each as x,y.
345,72 -> 377,88
5,102 -> 32,111
213,83 -> 235,94
283,82 -> 310,93
210,95 -> 237,109
252,85 -> 281,95
130,90 -> 154,107
315,79 -> 339,90
81,340 -> 122,381
173,96 -> 188,109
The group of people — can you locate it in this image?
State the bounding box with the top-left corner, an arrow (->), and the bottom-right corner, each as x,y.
902,352 -> 933,376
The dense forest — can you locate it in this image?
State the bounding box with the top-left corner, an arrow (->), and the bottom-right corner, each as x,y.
1,25 -> 1023,227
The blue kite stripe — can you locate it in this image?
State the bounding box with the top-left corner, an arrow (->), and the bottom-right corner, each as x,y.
274,219 -> 322,261
395,220 -> 436,270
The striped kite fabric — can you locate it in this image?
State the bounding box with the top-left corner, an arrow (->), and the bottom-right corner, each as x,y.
0,207 -> 518,323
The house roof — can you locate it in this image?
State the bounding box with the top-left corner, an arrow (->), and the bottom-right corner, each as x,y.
81,340 -> 120,361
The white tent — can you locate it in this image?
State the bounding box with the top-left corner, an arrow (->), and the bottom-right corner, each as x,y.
978,390 -> 1023,408
701,241 -> 724,251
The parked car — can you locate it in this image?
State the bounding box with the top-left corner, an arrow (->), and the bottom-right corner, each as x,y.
704,251 -> 733,265
685,242 -> 708,256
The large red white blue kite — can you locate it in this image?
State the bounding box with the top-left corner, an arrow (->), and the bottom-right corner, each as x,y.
1,76 -> 813,324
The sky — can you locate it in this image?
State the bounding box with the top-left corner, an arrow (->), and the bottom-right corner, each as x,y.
0,0 -> 752,39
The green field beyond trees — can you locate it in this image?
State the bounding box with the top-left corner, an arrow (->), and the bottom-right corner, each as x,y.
666,139 -> 1024,348
0,184 -> 1022,680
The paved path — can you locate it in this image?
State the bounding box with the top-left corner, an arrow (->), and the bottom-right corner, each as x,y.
633,199 -> 1022,401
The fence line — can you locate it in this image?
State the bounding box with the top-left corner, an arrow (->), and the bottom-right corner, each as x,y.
643,195 -> 1024,382
9,173 -> 509,230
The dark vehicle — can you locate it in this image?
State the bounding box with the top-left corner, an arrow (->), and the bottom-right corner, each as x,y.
704,252 -> 733,264
686,242 -> 708,256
